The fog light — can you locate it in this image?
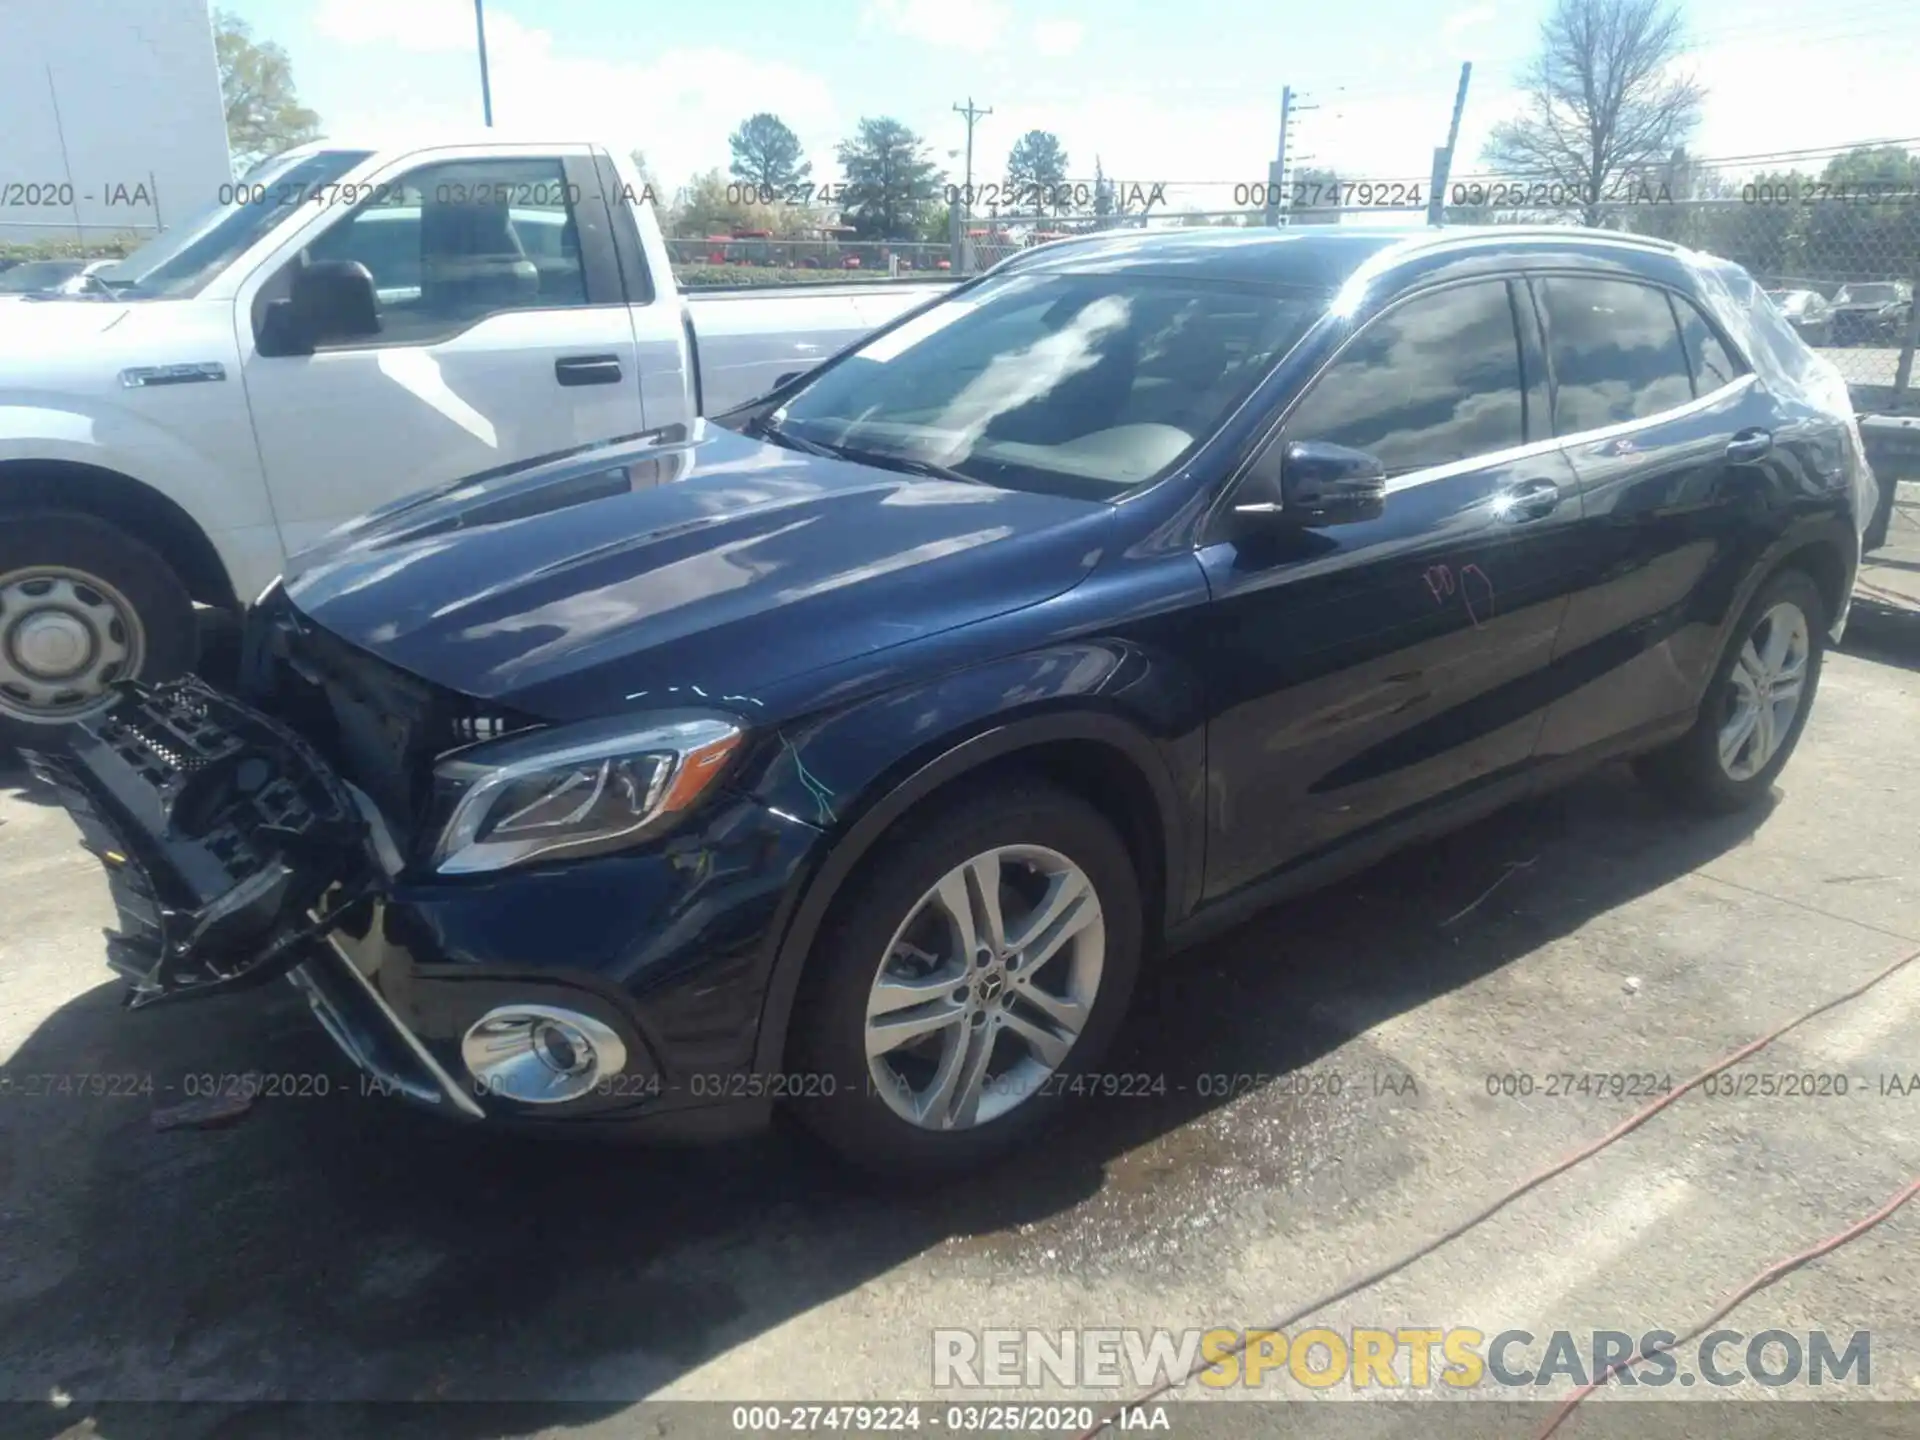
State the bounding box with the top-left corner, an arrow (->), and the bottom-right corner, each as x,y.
460,1006 -> 628,1105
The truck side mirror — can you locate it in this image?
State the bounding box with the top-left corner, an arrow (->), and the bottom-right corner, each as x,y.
257,260 -> 381,357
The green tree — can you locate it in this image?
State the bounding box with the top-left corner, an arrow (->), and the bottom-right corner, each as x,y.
1483,0 -> 1703,226
918,201 -> 955,245
1806,147 -> 1920,286
728,113 -> 812,197
215,9 -> 322,177
1291,166 -> 1343,224
836,117 -> 943,241
1006,129 -> 1071,215
671,167 -> 816,238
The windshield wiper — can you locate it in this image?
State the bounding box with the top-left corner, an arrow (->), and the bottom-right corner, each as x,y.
751,416 -> 981,485
749,415 -> 841,458
822,444 -> 981,485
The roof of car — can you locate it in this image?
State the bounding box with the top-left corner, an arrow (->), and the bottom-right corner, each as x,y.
1000,222 -> 1693,290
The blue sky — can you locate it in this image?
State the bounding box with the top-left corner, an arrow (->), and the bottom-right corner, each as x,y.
223,0 -> 1918,209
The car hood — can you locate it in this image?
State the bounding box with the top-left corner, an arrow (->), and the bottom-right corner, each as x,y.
282,423 -> 1116,720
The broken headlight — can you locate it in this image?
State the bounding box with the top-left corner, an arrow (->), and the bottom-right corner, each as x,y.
428,713 -> 744,875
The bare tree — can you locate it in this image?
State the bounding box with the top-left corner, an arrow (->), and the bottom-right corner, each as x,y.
1483,0 -> 1703,225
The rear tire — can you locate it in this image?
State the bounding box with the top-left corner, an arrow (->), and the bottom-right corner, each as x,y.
1633,568 -> 1826,814
0,512 -> 197,745
787,781 -> 1143,1181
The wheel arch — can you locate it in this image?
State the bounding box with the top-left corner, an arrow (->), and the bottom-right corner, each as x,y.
0,459 -> 240,610
750,710 -> 1189,1077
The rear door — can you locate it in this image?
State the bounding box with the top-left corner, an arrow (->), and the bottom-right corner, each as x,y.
1198,276 -> 1585,898
1527,273 -> 1780,762
238,146 -> 646,556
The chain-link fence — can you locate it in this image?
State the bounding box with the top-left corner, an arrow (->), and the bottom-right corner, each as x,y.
1456,195 -> 1920,405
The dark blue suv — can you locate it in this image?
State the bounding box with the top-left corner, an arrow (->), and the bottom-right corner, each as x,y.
27,225 -> 1876,1177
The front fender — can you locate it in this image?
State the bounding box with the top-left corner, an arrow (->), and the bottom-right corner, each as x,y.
0,397 -> 273,539
745,638 -> 1209,1076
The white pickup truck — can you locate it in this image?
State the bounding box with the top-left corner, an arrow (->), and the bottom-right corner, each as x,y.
0,137 -> 948,736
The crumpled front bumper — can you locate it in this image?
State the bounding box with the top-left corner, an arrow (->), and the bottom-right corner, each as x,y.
22,677 -> 483,1118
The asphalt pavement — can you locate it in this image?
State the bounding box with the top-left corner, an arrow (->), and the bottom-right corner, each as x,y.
2,626 -> 1918,1440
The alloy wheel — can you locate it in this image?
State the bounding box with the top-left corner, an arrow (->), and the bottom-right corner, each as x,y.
1717,600 -> 1810,782
864,844 -> 1105,1131
0,566 -> 145,724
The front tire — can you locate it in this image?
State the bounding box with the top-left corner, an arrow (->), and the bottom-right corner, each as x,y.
1634,568 -> 1826,814
787,782 -> 1143,1180
0,512 -> 197,744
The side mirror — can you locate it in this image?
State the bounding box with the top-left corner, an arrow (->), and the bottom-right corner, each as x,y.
1236,439 -> 1387,528
257,260 -> 380,356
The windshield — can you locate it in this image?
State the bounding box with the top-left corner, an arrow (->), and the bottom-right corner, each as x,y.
1834,283 -> 1900,304
0,261 -> 85,294
760,271 -> 1326,499
103,148 -> 373,299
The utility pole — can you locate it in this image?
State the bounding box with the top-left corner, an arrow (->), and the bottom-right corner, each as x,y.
951,98 -> 992,274
1426,61 -> 1472,225
952,98 -> 993,208
1263,87 -> 1293,228
474,0 -> 495,127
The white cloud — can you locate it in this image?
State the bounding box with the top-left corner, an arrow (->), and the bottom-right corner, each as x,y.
860,0 -> 1011,52
309,0 -> 840,196
1032,19 -> 1085,57
1441,4 -> 1497,40
314,0 -> 500,52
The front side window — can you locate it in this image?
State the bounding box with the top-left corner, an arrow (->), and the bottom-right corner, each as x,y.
762,272 -> 1325,498
1538,276 -> 1695,433
298,156 -> 587,347
1283,279 -> 1526,477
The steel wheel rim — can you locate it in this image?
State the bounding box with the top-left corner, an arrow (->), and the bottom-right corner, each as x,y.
864,843 -> 1105,1132
1717,600 -> 1810,782
0,565 -> 145,724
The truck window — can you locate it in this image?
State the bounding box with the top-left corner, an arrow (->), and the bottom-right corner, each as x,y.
298,156 -> 589,347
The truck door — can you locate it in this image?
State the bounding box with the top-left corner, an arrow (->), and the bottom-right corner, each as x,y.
236,146 -> 645,557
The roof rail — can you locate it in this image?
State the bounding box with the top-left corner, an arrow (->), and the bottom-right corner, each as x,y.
1403,224 -> 1688,255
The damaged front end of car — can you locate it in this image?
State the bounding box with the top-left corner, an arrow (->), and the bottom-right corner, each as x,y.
21,676 -> 382,1009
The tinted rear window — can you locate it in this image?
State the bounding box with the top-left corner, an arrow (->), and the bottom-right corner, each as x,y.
1537,276 -> 1694,432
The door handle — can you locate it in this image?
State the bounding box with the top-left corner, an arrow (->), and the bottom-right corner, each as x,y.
1726,428 -> 1773,464
1497,476 -> 1562,522
555,354 -> 623,387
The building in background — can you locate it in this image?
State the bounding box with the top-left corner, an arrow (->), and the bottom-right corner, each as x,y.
0,0 -> 230,246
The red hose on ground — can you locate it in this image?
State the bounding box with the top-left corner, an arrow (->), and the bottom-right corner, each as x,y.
1076,940 -> 1920,1438
1533,1174 -> 1920,1438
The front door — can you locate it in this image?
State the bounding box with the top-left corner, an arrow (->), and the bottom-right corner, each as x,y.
238,148 -> 644,558
1199,277 -> 1585,899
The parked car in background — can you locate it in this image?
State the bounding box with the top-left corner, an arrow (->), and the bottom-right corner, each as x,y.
25,225 -> 1873,1179
0,136 -> 949,738
0,257 -> 119,301
1829,280 -> 1913,346
1764,287 -> 1833,347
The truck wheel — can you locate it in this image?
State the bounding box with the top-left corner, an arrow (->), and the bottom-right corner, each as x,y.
1633,569 -> 1825,815
787,782 -> 1142,1181
0,512 -> 197,743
